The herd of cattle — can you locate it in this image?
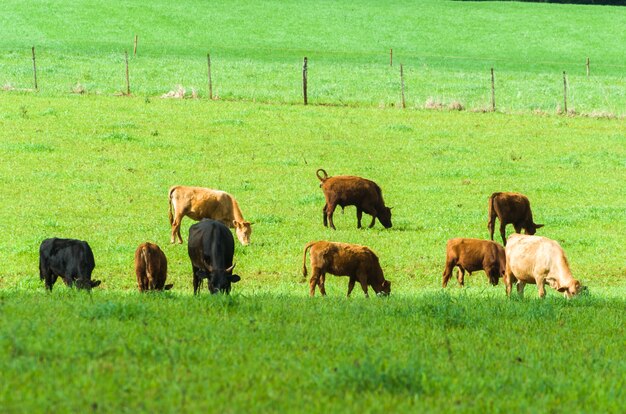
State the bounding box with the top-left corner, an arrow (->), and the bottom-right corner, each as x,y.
37,168 -> 585,298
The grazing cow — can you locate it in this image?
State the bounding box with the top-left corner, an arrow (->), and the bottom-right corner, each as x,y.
316,169 -> 392,230
134,242 -> 172,292
441,238 -> 506,288
302,241 -> 391,297
39,238 -> 101,291
504,234 -> 584,298
168,186 -> 252,246
187,219 -> 241,294
488,192 -> 543,245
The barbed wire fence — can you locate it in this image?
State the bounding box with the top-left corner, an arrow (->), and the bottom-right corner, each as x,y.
4,42 -> 625,118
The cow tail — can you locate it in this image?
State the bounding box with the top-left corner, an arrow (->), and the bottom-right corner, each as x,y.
302,241 -> 316,277
141,246 -> 153,288
168,187 -> 176,226
487,193 -> 498,228
316,168 -> 328,183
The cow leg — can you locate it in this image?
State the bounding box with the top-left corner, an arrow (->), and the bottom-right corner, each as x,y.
456,267 -> 466,287
322,205 -> 328,227
327,204 -> 338,230
517,282 -> 526,298
504,264 -> 516,297
347,277 -> 356,297
356,208 -> 363,229
359,278 -> 369,298
318,273 -> 327,296
192,267 -> 201,295
441,260 -> 455,288
513,223 -> 522,234
45,273 -> 58,291
499,223 -> 508,246
309,268 -> 322,296
368,213 -> 376,228
536,279 -> 546,298
171,213 -> 185,244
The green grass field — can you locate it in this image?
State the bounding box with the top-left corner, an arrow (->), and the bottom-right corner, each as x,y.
1,1 -> 626,412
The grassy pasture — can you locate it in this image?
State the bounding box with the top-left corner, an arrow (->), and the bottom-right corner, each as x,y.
0,95 -> 625,412
1,0 -> 626,113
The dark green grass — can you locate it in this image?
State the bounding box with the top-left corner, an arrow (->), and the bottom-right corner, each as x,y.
1,289 -> 624,413
1,1 -> 625,113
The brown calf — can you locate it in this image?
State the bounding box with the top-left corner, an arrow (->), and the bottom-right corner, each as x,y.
505,234 -> 584,299
302,241 -> 391,297
134,242 -> 172,292
316,169 -> 392,230
168,186 -> 252,246
488,192 -> 543,245
442,238 -> 506,288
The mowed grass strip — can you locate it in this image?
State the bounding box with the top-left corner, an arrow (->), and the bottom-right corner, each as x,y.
1,1 -> 625,113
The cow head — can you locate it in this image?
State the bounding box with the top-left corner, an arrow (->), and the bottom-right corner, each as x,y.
378,207 -> 393,229
233,220 -> 252,246
558,279 -> 583,298
74,278 -> 101,290
524,223 -> 544,235
376,280 -> 391,296
210,263 -> 241,294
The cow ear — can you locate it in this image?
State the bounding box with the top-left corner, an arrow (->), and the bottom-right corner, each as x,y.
557,286 -> 568,292
164,284 -> 173,290
535,224 -> 544,229
91,280 -> 101,288
230,274 -> 241,283
233,220 -> 240,228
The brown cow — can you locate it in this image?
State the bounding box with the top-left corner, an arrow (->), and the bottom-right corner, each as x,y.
168,186 -> 252,246
488,192 -> 543,245
134,242 -> 172,292
504,234 -> 584,298
316,169 -> 392,230
442,238 -> 506,288
302,241 -> 391,297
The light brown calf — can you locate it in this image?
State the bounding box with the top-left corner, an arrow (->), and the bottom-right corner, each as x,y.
302,241 -> 391,297
504,234 -> 584,298
134,242 -> 172,292
168,186 -> 252,246
442,238 -> 506,288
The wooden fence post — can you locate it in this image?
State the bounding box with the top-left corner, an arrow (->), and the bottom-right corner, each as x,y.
125,51 -> 130,95
134,35 -> 138,56
563,71 -> 568,114
207,52 -> 213,99
400,64 -> 406,109
31,46 -> 38,90
390,48 -> 393,67
491,68 -> 495,112
586,57 -> 590,77
303,57 -> 308,105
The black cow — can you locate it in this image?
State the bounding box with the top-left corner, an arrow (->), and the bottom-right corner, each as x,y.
39,238 -> 101,291
187,219 -> 241,294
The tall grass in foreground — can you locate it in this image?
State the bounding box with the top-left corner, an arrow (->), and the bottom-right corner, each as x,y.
0,289 -> 624,412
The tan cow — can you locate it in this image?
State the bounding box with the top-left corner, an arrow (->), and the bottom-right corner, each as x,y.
442,238 -> 506,288
168,186 -> 252,246
302,241 -> 391,297
134,242 -> 172,292
504,234 -> 584,298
